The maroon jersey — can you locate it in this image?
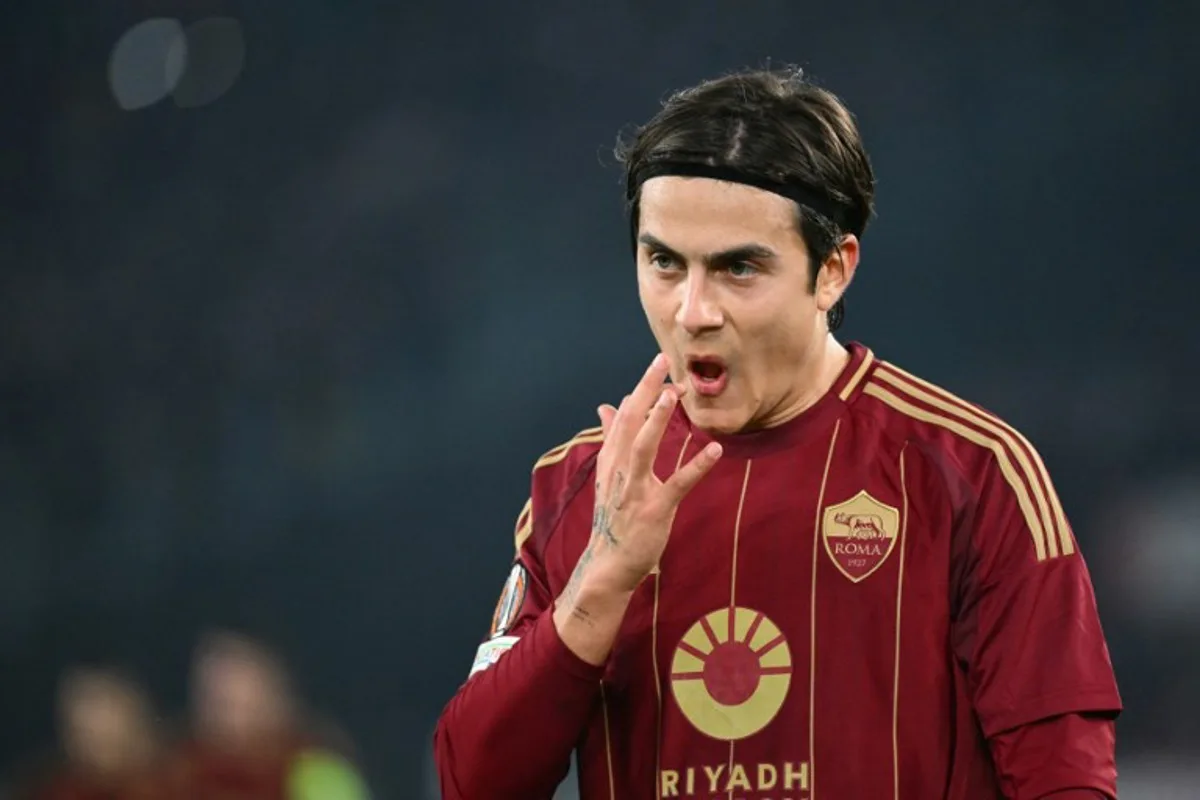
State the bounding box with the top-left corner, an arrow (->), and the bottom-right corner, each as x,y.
167,739 -> 304,800
434,343 -> 1121,800
29,773 -> 166,800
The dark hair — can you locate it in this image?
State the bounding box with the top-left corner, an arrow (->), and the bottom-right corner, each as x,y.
194,629 -> 292,687
616,66 -> 876,331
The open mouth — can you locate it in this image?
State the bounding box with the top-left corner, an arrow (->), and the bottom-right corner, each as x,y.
687,357 -> 729,397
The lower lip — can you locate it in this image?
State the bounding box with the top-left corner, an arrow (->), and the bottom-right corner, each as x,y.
689,370 -> 729,397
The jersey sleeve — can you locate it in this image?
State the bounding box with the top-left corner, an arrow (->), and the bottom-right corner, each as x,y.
433,443 -> 605,800
988,712 -> 1116,799
951,449 -> 1122,739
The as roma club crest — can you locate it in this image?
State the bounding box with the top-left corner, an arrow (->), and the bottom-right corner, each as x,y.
489,563 -> 527,638
821,490 -> 901,583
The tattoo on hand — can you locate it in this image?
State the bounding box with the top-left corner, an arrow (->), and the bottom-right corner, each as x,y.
591,470 -> 624,547
562,543 -> 595,607
561,469 -> 626,609
592,505 -> 618,547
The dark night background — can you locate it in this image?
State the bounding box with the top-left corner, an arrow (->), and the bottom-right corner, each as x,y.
1,1 -> 1197,797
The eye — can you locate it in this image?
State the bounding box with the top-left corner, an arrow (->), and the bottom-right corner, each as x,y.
649,252 -> 679,271
725,261 -> 758,278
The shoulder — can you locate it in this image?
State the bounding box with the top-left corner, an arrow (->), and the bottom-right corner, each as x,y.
849,355 -> 1042,470
512,425 -> 604,553
854,357 -> 1072,561
530,425 -> 604,477
854,358 -> 1031,462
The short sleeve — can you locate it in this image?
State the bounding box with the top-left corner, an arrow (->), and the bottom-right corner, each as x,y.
952,454 -> 1122,737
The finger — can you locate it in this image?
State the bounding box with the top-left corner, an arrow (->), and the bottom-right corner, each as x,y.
607,395 -> 631,438
597,396 -> 631,474
612,355 -> 671,450
662,442 -> 723,504
628,353 -> 672,412
629,388 -> 677,481
625,355 -> 671,421
596,405 -> 618,438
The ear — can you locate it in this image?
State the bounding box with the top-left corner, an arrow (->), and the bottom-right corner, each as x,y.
815,234 -> 860,313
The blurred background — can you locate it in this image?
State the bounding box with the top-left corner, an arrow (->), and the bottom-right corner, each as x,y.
1,1 -> 1197,798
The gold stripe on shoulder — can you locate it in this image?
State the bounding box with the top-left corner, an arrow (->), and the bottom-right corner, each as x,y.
533,426 -> 604,472
839,349 -> 876,401
863,381 -> 1049,562
517,426 -> 604,553
876,364 -> 1072,558
513,497 -> 533,553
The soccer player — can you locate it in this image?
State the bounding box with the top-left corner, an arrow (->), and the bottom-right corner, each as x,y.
26,668 -> 167,800
433,68 -> 1121,799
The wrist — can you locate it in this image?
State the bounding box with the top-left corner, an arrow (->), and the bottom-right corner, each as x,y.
577,544 -> 654,595
553,581 -> 635,666
572,577 -> 636,612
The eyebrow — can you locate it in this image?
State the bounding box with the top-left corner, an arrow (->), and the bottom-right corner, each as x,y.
637,233 -> 778,267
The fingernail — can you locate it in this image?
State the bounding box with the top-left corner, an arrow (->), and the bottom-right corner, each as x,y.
658,389 -> 672,406
652,353 -> 665,368
705,442 -> 722,457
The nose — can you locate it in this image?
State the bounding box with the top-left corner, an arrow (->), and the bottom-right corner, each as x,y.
676,270 -> 723,335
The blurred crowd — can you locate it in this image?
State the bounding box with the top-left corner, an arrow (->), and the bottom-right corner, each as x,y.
7,632 -> 370,800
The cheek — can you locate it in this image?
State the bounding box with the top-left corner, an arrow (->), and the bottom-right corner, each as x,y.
638,282 -> 673,328
742,300 -> 812,362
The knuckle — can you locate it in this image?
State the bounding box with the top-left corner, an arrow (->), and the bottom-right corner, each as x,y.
667,474 -> 693,494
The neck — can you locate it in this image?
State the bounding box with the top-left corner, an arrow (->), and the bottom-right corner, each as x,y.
752,334 -> 849,430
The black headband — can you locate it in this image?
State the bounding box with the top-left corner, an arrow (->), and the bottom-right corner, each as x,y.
628,161 -> 853,233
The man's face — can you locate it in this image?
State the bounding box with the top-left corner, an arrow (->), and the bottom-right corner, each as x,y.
60,677 -> 152,776
194,651 -> 291,750
636,176 -> 846,435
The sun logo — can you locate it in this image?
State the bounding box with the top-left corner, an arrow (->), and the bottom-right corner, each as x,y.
669,607 -> 792,741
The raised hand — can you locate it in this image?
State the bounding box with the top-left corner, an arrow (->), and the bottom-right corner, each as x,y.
566,354 -> 723,602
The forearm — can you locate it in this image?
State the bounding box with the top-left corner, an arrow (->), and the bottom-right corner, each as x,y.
434,610 -> 604,799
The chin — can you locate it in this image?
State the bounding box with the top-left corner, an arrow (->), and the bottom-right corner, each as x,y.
682,399 -> 751,436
